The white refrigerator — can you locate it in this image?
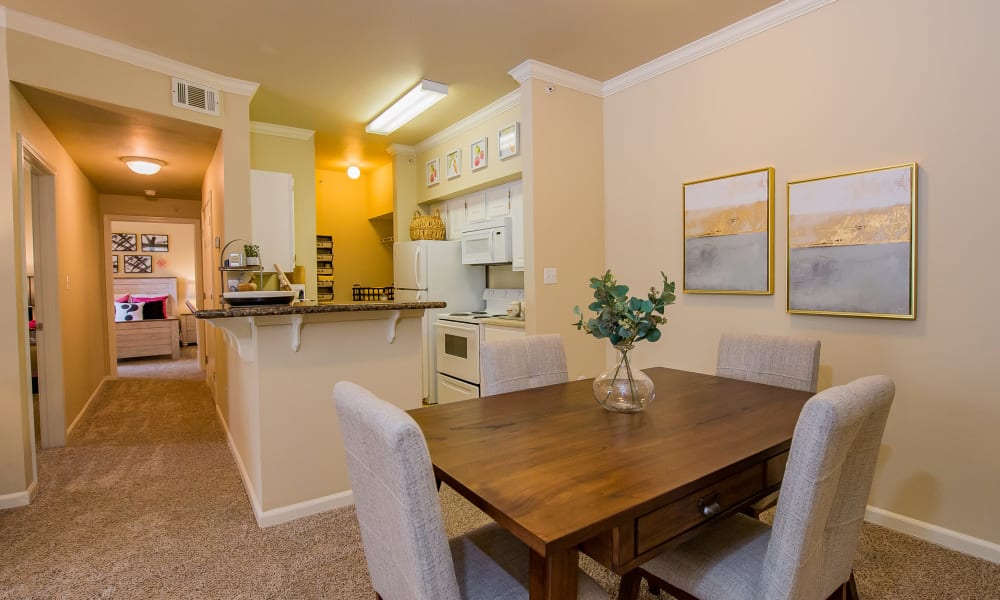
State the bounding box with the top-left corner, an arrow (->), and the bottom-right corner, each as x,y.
394,240 -> 486,403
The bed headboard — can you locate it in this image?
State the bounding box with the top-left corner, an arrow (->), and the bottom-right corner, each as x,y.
113,277 -> 178,317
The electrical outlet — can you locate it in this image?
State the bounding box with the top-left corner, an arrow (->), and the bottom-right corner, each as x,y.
543,268 -> 557,285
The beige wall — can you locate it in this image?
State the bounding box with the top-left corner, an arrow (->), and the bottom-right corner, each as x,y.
415,105 -> 522,205
10,85 -> 107,450
368,162 -> 393,219
389,146 -> 418,244
521,80 -> 605,379
316,169 -> 393,302
111,220 -> 197,307
249,131 -> 317,298
603,0 -> 1000,545
100,194 -> 201,220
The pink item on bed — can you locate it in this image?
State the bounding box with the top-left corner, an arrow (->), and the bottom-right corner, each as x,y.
115,294 -> 130,303
131,295 -> 168,320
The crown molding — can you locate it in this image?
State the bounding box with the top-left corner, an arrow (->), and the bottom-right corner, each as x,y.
415,90 -> 520,153
386,144 -> 416,157
604,0 -> 839,96
509,59 -> 604,97
3,8 -> 259,97
250,121 -> 314,140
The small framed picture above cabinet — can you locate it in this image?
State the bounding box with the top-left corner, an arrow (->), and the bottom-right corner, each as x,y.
470,137 -> 488,171
446,148 -> 461,179
426,157 -> 441,187
498,122 -> 520,159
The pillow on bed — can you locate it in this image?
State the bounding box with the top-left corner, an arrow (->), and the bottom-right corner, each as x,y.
115,294 -> 130,303
132,295 -> 168,320
114,302 -> 145,322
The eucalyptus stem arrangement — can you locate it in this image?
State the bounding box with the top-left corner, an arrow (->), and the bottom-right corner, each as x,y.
574,270 -> 676,412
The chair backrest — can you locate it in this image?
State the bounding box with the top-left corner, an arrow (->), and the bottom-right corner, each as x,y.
716,333 -> 821,392
480,334 -> 569,396
757,375 -> 895,600
333,381 -> 461,600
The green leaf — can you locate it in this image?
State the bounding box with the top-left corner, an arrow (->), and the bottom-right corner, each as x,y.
646,328 -> 661,342
588,301 -> 602,311
612,284 -> 629,298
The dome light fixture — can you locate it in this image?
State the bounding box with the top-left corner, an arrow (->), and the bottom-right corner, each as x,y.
121,156 -> 166,175
347,165 -> 361,179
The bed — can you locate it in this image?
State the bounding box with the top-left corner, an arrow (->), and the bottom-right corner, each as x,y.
113,277 -> 180,360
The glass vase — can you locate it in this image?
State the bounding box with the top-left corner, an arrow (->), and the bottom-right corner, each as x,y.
593,344 -> 655,413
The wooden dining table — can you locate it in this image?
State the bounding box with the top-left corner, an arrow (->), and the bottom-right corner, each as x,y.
408,367 -> 813,600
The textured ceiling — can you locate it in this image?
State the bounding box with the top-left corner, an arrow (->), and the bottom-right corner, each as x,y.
4,0 -> 782,194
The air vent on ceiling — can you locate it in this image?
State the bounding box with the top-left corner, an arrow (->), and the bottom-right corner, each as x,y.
171,77 -> 221,116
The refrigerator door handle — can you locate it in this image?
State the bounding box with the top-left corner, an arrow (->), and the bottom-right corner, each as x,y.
414,245 -> 424,290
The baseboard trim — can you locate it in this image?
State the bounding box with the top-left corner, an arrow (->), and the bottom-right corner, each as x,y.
66,376 -> 111,437
0,480 -> 37,509
866,505 -> 1000,564
256,490 -> 355,528
212,401 -> 355,528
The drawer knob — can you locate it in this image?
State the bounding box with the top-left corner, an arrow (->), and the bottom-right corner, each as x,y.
698,493 -> 721,517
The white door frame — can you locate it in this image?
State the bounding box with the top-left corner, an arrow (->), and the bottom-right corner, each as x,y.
18,135 -> 66,449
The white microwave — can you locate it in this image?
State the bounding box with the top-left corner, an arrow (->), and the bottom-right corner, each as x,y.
461,217 -> 512,265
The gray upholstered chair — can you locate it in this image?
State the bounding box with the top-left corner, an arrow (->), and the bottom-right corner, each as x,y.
333,381 -> 607,600
480,334 -> 569,397
716,333 -> 821,393
619,375 -> 895,600
717,332 -> 822,518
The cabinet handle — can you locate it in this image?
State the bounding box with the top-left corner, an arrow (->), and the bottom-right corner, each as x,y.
698,493 -> 721,517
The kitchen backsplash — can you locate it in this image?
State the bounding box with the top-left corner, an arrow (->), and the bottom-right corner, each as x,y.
487,264 -> 524,289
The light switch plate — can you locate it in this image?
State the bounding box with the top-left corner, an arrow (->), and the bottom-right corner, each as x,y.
543,267 -> 557,285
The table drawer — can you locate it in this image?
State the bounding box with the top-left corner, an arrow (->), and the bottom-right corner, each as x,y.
636,463 -> 764,555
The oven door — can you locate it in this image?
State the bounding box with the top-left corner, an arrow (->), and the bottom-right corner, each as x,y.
434,320 -> 481,384
437,373 -> 480,403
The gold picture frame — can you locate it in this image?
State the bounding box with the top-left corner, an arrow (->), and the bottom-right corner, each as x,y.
683,167 -> 774,294
787,163 -> 917,319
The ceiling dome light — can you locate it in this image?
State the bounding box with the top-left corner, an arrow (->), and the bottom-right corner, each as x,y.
121,156 -> 166,175
347,165 -> 361,179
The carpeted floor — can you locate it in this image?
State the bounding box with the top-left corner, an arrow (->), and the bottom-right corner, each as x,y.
1,352 -> 998,599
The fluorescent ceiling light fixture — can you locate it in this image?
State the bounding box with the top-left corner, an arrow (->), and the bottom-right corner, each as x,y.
347,165 -> 361,179
121,156 -> 166,175
365,80 -> 448,135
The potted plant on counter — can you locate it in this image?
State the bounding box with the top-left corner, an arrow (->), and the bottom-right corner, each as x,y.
244,244 -> 261,267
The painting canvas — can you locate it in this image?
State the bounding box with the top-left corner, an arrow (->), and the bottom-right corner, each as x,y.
112,255 -> 119,274
141,233 -> 169,252
498,122 -> 519,159
426,158 -> 440,186
111,232 -> 137,252
123,254 -> 153,274
787,163 -> 916,318
683,167 -> 774,294
470,137 -> 487,171
446,149 -> 461,179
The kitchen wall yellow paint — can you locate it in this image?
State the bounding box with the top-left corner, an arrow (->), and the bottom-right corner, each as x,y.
368,162 -> 393,220
415,105 -> 522,205
520,81 -> 605,380
316,170 -> 393,303
250,131 -> 318,299
603,0 -> 1000,546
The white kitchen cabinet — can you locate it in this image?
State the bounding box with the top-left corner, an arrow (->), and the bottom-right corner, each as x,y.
485,185 -> 511,218
464,191 -> 488,223
446,198 -> 466,241
250,170 -> 295,272
509,179 -> 524,271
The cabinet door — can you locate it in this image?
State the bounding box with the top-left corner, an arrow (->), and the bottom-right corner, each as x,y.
445,198 -> 466,241
485,184 -> 510,218
251,170 -> 295,271
483,324 -> 526,342
509,179 -> 525,271
464,191 -> 487,223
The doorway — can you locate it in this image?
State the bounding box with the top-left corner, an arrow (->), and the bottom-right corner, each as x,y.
19,136 -> 67,451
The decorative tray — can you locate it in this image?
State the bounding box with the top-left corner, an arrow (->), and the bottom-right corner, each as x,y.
222,291 -> 296,306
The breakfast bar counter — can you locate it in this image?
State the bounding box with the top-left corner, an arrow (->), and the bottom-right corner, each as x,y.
197,301 -> 444,527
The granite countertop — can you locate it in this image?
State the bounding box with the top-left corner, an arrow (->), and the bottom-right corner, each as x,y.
480,316 -> 526,328
195,301 -> 446,319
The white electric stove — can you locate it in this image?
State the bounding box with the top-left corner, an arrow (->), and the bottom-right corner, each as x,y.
434,289 -> 523,403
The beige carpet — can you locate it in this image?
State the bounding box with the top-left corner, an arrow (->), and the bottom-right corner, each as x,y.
1,353 -> 998,599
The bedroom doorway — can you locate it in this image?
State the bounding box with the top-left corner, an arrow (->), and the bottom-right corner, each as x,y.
103,215 -> 202,378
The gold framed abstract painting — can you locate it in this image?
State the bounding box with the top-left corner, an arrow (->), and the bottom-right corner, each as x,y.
787,163 -> 917,319
683,167 -> 774,294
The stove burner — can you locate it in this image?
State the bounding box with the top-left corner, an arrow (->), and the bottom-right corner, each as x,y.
449,312 -> 472,316
471,311 -> 488,314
